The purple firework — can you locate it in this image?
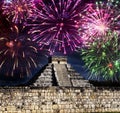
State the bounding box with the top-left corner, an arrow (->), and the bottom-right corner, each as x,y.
26,0 -> 82,55
2,0 -> 35,24
79,0 -> 120,46
0,25 -> 45,78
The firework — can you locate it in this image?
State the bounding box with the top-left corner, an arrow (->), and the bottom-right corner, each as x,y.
2,0 -> 35,24
0,27 -> 45,78
79,0 -> 120,47
26,0 -> 82,55
82,31 -> 120,81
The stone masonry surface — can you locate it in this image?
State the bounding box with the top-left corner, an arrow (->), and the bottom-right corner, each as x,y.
0,87 -> 120,113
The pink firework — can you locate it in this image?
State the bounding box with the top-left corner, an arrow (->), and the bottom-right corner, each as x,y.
2,0 -> 35,24
26,0 -> 82,55
79,0 -> 120,46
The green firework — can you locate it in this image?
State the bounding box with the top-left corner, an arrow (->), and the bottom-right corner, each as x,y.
82,31 -> 120,81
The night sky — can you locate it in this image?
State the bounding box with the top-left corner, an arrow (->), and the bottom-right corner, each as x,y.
0,0 -> 118,86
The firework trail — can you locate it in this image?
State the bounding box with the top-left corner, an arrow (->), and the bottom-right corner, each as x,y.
2,0 -> 35,24
82,31 -> 120,81
26,0 -> 82,55
79,0 -> 120,46
0,25 -> 45,78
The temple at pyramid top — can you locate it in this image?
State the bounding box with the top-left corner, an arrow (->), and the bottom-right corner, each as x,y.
52,56 -> 67,64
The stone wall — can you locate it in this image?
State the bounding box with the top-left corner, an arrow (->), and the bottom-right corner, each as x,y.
0,87 -> 120,113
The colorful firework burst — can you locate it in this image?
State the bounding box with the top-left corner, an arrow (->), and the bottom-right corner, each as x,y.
79,0 -> 120,47
82,31 -> 120,81
0,26 -> 45,78
2,0 -> 35,24
26,0 -> 82,55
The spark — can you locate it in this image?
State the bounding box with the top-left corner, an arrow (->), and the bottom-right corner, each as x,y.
79,0 -> 120,47
26,0 -> 82,55
2,0 -> 35,24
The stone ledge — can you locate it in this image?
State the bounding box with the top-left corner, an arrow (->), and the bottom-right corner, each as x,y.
0,86 -> 120,91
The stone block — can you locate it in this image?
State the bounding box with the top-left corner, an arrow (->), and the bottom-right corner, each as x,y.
34,106 -> 39,110
31,110 -> 36,113
52,104 -> 58,109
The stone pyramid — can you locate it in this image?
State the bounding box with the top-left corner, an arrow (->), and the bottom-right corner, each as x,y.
32,56 -> 93,87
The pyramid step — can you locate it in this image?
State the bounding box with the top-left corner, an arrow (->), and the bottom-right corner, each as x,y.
71,79 -> 92,87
